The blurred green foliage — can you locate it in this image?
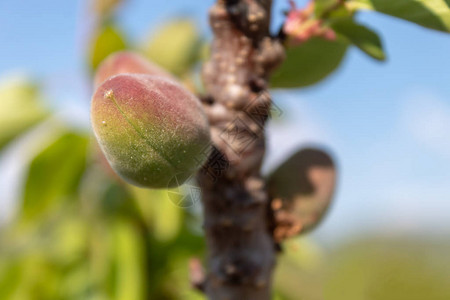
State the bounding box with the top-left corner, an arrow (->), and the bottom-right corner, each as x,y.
347,0 -> 450,32
331,19 -> 385,61
144,20 -> 203,77
271,37 -> 349,88
89,25 -> 127,71
1,0 -> 450,299
271,0 -> 450,88
324,237 -> 450,300
0,79 -> 48,149
21,133 -> 89,221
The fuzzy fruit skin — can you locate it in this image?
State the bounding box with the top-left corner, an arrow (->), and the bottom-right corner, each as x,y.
91,74 -> 210,188
94,51 -> 174,87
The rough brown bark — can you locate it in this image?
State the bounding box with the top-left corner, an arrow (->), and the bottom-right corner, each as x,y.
197,0 -> 285,299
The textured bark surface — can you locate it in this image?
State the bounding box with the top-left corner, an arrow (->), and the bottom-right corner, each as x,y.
198,0 -> 285,299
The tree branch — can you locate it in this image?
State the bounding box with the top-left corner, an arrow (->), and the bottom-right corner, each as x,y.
198,0 -> 285,299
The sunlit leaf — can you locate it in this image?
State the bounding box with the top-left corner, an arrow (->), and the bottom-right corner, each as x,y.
270,38 -> 348,88
20,132 -> 89,220
89,24 -> 127,70
0,78 -> 48,150
1,208 -> 88,272
347,0 -> 450,32
144,19 -> 202,76
0,261 -> 23,298
332,18 -> 386,61
316,0 -> 344,17
129,186 -> 182,242
49,217 -> 88,265
0,252 -> 62,300
61,266 -> 91,299
112,220 -> 145,300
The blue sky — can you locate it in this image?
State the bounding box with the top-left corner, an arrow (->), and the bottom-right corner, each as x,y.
1,0 -> 450,243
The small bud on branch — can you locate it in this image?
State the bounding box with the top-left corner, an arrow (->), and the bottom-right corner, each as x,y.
283,0 -> 336,46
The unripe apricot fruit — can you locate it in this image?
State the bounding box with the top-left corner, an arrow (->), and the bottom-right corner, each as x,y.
94,51 -> 174,87
91,74 -> 211,188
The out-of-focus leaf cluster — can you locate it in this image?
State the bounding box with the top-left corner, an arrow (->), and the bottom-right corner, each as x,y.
0,16 -> 208,295
0,88 -> 206,298
0,79 -> 48,149
271,0 -> 450,88
0,2 -> 209,296
88,0 -> 204,92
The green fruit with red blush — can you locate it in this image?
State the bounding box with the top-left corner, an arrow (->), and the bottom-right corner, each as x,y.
91,73 -> 211,188
94,51 -> 174,87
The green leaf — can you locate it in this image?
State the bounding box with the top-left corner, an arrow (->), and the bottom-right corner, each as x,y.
0,78 -> 48,150
316,0 -> 356,20
347,0 -> 450,32
270,38 -> 348,88
89,24 -> 127,70
129,186 -> 182,242
48,216 -> 88,265
144,19 -> 202,76
112,220 -> 145,300
20,132 -> 89,220
315,0 -> 342,17
0,261 -> 23,298
331,19 -> 386,61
